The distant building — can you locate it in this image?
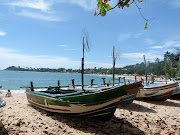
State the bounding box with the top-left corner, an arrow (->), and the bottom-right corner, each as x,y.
174,53 -> 180,71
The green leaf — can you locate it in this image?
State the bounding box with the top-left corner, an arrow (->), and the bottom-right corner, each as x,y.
144,23 -> 148,29
100,6 -> 106,16
126,4 -> 130,7
104,4 -> 112,10
98,0 -> 102,9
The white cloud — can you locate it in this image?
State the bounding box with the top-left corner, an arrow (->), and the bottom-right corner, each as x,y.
118,32 -> 132,41
134,32 -> 143,38
150,46 -> 163,49
118,31 -> 144,41
0,31 -> 6,36
8,0 -> 97,12
144,38 -> 157,45
8,0 -> 68,21
164,40 -> 178,47
0,47 -> 112,69
121,52 -> 163,62
171,0 -> 180,8
174,44 -> 180,47
8,0 -> 52,12
58,45 -> 77,51
59,45 -> 68,47
60,0 -> 97,11
17,10 -> 61,21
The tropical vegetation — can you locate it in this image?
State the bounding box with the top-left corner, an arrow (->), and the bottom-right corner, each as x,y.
4,51 -> 180,78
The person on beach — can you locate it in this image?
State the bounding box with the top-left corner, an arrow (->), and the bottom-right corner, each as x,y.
5,90 -> 12,97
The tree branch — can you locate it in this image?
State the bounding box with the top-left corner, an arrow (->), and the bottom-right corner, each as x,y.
134,1 -> 148,22
97,2 -> 120,16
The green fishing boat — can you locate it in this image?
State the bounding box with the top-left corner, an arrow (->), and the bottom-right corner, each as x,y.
24,81 -> 143,121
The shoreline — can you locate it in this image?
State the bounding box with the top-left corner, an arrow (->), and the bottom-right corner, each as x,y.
0,94 -> 180,134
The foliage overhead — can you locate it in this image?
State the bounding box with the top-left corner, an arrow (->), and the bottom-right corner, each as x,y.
95,0 -> 148,29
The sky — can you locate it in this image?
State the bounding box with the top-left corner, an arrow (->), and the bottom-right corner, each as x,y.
0,0 -> 180,70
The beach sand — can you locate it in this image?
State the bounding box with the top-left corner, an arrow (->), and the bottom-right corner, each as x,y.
0,94 -> 180,135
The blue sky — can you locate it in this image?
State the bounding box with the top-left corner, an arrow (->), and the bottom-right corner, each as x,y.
0,0 -> 180,70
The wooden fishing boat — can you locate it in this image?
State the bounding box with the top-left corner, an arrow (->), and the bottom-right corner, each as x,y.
61,82 -> 141,106
136,82 -> 179,101
171,82 -> 180,98
24,81 -> 143,121
150,80 -> 180,98
118,82 -> 141,105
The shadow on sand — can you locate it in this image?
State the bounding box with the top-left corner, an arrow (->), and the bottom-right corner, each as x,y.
170,94 -> 180,100
140,100 -> 180,107
29,104 -> 145,135
0,121 -> 8,135
118,102 -> 157,113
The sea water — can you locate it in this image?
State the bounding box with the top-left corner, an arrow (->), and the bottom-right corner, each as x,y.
0,70 -> 133,94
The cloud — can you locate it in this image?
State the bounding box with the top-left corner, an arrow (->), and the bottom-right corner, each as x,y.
134,32 -> 143,38
118,31 -> 144,41
164,40 -> 178,47
118,32 -> 132,41
8,0 -> 52,12
58,45 -> 77,51
150,46 -> 163,49
59,45 -> 68,47
8,0 -> 68,21
60,0 -> 97,11
17,10 -> 61,21
121,52 -> 164,62
144,38 -> 157,45
170,0 -> 180,8
0,47 -> 112,69
174,44 -> 180,47
0,31 -> 6,36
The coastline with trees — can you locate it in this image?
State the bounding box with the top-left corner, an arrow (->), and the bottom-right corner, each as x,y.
4,51 -> 180,78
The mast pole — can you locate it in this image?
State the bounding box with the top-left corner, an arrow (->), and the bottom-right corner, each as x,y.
143,55 -> 147,85
112,46 -> 115,86
82,37 -> 84,89
165,57 -> 167,84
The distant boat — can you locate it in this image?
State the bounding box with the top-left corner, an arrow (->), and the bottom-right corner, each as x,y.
136,55 -> 179,101
153,79 -> 180,98
136,82 -> 178,101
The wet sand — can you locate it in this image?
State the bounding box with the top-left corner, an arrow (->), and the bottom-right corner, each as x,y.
0,94 -> 180,135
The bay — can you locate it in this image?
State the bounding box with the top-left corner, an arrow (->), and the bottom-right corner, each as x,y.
0,70 -> 133,94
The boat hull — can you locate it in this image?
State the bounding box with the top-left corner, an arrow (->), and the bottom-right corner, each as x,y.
26,81 -> 143,120
171,85 -> 180,98
119,86 -> 140,105
136,82 -> 178,101
27,94 -> 120,121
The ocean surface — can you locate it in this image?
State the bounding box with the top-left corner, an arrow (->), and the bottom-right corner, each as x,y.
0,70 -> 133,94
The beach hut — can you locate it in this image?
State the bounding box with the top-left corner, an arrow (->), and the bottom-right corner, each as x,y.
132,73 -> 138,76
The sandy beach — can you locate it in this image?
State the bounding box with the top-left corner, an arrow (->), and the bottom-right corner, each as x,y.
0,93 -> 179,135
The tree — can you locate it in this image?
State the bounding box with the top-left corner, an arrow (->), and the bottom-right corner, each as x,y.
95,0 -> 148,29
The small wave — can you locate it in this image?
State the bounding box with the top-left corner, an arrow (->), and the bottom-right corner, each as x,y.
0,90 -> 26,94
